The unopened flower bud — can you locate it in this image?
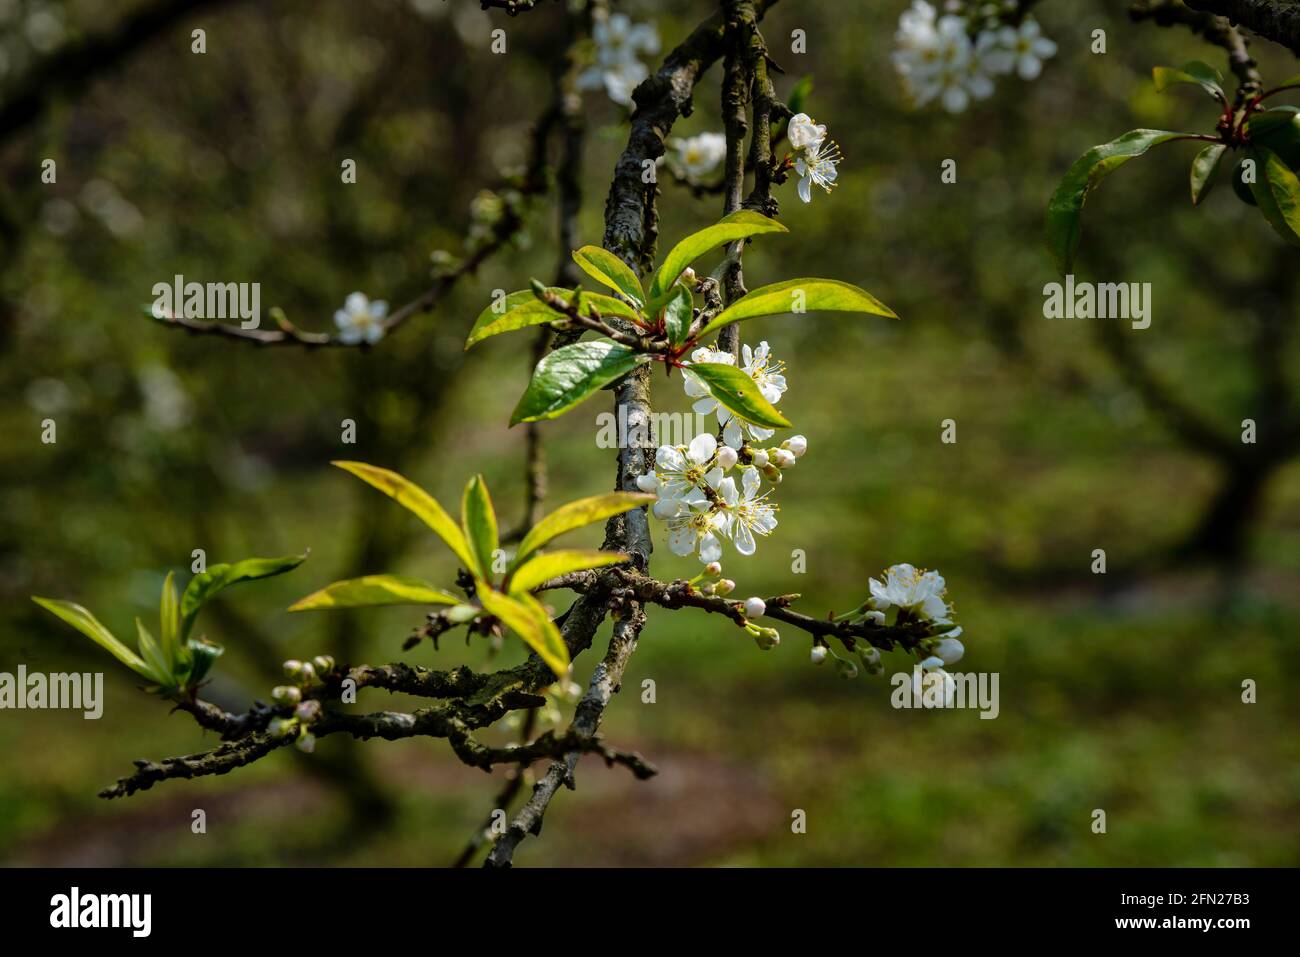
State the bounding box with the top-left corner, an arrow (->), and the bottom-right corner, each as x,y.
636,473 -> 660,493
772,448 -> 797,470
810,645 -> 828,665
268,717 -> 295,738
743,596 -> 767,618
933,637 -> 965,665
679,267 -> 697,287
282,659 -> 304,679
761,463 -> 783,484
298,663 -> 317,685
920,655 -> 944,672
752,627 -> 781,651
858,646 -> 884,675
272,685 -> 302,707
704,561 -> 722,576
295,700 -> 322,723
312,655 -> 335,675
750,449 -> 770,469
783,435 -> 808,458
835,656 -> 859,679
295,731 -> 317,754
715,578 -> 736,596
716,446 -> 738,470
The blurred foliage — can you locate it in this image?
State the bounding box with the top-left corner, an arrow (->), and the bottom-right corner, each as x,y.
0,0 -> 1297,866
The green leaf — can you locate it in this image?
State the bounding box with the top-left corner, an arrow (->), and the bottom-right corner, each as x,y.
507,549 -> 629,595
510,339 -> 649,425
465,288 -> 641,348
461,474 -> 498,580
134,618 -> 173,686
686,361 -> 791,430
662,284 -> 694,345
514,492 -> 655,568
1046,129 -> 1191,275
288,575 -> 462,611
1190,144 -> 1227,205
571,247 -> 644,305
1246,146 -> 1300,245
180,553 -> 307,640
159,570 -> 185,671
1153,61 -> 1225,101
1245,105 -> 1300,138
696,278 -> 897,339
32,597 -> 151,677
185,638 -> 223,686
478,588 -> 570,679
648,210 -> 788,300
333,461 -> 477,571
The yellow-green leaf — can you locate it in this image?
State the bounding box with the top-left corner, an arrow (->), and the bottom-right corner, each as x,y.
686,361 -> 791,429
1247,145 -> 1300,246
333,461 -> 476,571
159,570 -> 184,670
288,575 -> 462,611
33,597 -> 152,677
465,288 -> 641,348
507,549 -> 629,595
461,474 -> 498,580
571,247 -> 644,305
648,210 -> 788,300
135,618 -> 173,685
478,588 -> 570,679
696,278 -> 896,338
513,492 -> 655,567
180,553 -> 307,640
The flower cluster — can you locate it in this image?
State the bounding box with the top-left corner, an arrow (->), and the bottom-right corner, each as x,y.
334,291 -> 388,345
638,341 -> 805,562
577,11 -> 661,107
269,656 -> 335,753
892,1 -> 1057,114
787,112 -> 841,204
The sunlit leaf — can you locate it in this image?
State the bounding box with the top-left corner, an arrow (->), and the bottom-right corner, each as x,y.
662,284 -> 694,345
686,361 -> 791,430
571,246 -> 644,305
514,492 -> 655,567
648,210 -> 788,300
478,588 -> 570,679
1246,145 -> 1300,245
1153,61 -> 1225,101
696,278 -> 896,338
288,575 -> 462,611
1190,144 -> 1226,205
134,618 -> 173,685
333,461 -> 477,570
461,474 -> 498,580
507,549 -> 629,595
465,288 -> 641,348
32,597 -> 151,677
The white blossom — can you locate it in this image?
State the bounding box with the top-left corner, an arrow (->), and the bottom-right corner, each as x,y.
868,563 -> 953,622
795,139 -> 841,203
334,292 -> 388,345
787,112 -> 827,150
668,132 -> 727,178
719,467 -> 778,555
578,12 -> 660,106
743,596 -> 767,618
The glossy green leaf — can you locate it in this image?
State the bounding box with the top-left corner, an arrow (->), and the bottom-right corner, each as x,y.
648,210 -> 788,300
510,339 -> 649,425
478,588 -> 570,679
1246,146 -> 1300,245
180,553 -> 307,640
186,638 -> 223,686
1153,61 -> 1224,100
32,597 -> 151,677
333,461 -> 477,571
461,474 -> 498,580
465,288 -> 641,348
1245,105 -> 1300,138
571,246 -> 644,305
662,284 -> 694,345
514,492 -> 655,567
1046,129 -> 1191,275
1190,144 -> 1227,205
507,549 -> 629,595
696,278 -> 896,339
289,574 -> 462,611
686,361 -> 791,430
